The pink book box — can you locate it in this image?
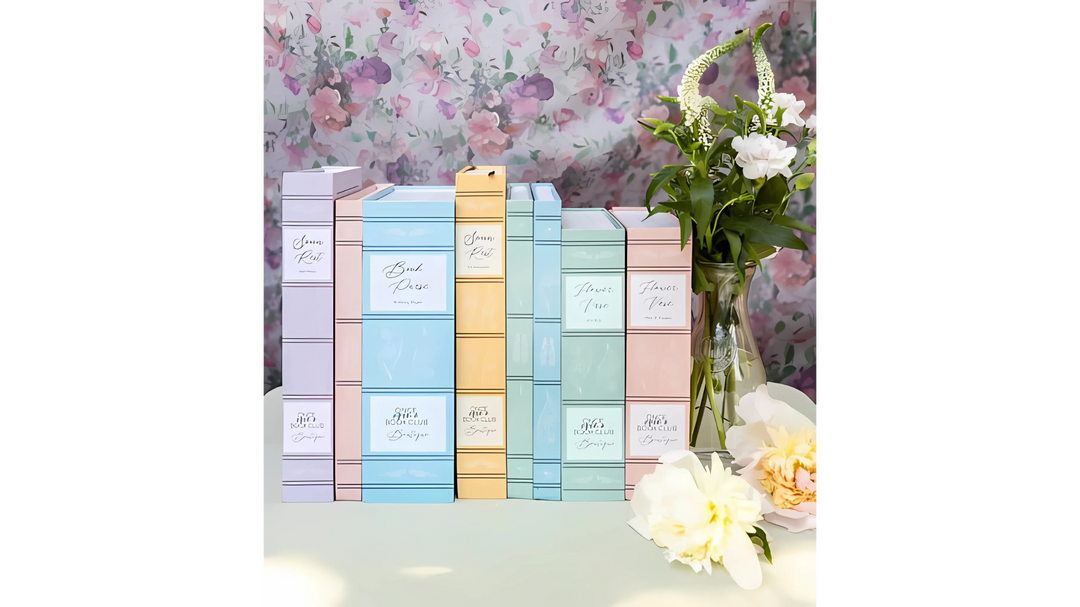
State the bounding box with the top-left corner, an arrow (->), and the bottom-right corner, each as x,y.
610,207 -> 692,500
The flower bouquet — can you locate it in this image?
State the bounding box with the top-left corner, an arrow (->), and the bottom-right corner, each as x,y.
637,23 -> 816,451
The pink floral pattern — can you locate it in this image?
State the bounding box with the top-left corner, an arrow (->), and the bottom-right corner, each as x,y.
264,0 -> 817,396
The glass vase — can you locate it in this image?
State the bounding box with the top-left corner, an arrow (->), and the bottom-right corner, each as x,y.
689,262 -> 767,455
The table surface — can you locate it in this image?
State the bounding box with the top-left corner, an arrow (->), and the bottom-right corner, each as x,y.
264,389 -> 816,607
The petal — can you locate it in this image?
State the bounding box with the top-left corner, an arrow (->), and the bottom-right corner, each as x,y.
627,516 -> 653,540
764,511 -> 817,532
658,450 -> 708,488
722,529 -> 763,590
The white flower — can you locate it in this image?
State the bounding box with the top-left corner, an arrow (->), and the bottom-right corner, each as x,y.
805,114 -> 816,137
727,385 -> 817,533
731,133 -> 796,180
770,93 -> 805,128
628,451 -> 766,589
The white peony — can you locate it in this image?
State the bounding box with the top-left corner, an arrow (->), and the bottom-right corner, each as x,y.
805,114 -> 816,137
731,133 -> 797,180
770,93 -> 805,128
628,451 -> 766,589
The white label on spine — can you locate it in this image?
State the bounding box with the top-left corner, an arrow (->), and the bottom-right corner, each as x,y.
283,400 -> 332,454
283,227 -> 333,282
456,395 -> 504,447
455,224 -> 503,276
565,407 -> 623,461
628,404 -> 686,457
629,274 -> 686,327
369,254 -> 447,312
564,275 -> 622,330
369,396 -> 447,452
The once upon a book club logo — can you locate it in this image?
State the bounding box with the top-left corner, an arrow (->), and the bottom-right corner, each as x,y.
289,412 -> 326,444
570,281 -> 614,321
291,234 -> 325,271
637,413 -> 680,447
462,404 -> 498,437
461,229 -> 496,264
573,417 -> 616,451
385,406 -> 430,443
636,280 -> 679,316
382,259 -> 431,304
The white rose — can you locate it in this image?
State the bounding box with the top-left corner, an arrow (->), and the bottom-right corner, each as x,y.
805,114 -> 816,137
731,133 -> 797,180
770,93 -> 805,128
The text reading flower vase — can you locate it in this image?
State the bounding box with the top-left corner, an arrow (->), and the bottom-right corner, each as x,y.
690,262 -> 766,453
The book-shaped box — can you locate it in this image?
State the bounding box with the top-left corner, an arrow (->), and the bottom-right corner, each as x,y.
610,207 -> 692,499
560,208 -> 626,501
506,183 -> 533,499
531,183 -> 562,501
454,166 -> 508,499
281,167 -> 365,503
360,186 -> 457,503
333,183 -> 392,501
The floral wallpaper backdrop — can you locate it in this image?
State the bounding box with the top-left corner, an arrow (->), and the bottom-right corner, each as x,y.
264,0 -> 816,398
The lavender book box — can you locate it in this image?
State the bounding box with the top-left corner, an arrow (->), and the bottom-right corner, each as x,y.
281,167 -> 365,503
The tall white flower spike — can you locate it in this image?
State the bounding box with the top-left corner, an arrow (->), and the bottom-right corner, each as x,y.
677,29 -> 750,146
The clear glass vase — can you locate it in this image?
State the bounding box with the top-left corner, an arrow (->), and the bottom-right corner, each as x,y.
689,262 -> 767,455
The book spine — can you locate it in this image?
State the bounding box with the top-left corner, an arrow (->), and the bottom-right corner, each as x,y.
532,187 -> 562,500
281,193 -> 336,503
623,232 -> 692,499
361,189 -> 456,504
560,211 -> 626,502
455,169 -> 508,499
506,186 -> 534,499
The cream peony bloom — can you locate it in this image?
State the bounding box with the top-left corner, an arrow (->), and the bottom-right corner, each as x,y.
805,114 -> 816,137
727,385 -> 817,532
628,451 -> 766,589
731,133 -> 796,180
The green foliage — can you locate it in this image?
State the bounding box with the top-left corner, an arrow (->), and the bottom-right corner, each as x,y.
638,23 -> 815,294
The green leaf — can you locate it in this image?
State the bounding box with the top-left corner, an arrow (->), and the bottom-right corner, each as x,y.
647,10 -> 656,26
805,345 -> 816,365
342,50 -> 357,62
505,50 -> 513,69
345,27 -> 354,49
657,95 -> 678,102
692,260 -> 715,293
669,44 -> 677,63
723,215 -> 808,250
689,175 -> 714,249
499,7 -> 512,14
508,155 -> 528,165
366,131 -> 377,143
775,321 -> 786,333
750,526 -> 773,564
807,137 -> 816,155
785,344 -> 794,364
644,165 -> 684,207
771,214 -> 816,233
350,132 -> 364,143
794,173 -> 815,191
482,13 -> 493,27
574,147 -> 591,161
793,312 -> 804,321
723,229 -> 744,285
326,155 -> 338,166
365,36 -> 376,53
780,365 -> 796,379
756,174 -> 788,213
312,160 -> 322,169
503,72 -> 518,82
678,213 -> 693,253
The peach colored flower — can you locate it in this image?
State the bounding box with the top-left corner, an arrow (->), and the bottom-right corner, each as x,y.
308,87 -> 349,133
375,7 -> 391,20
778,76 -> 815,119
466,110 -> 509,159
